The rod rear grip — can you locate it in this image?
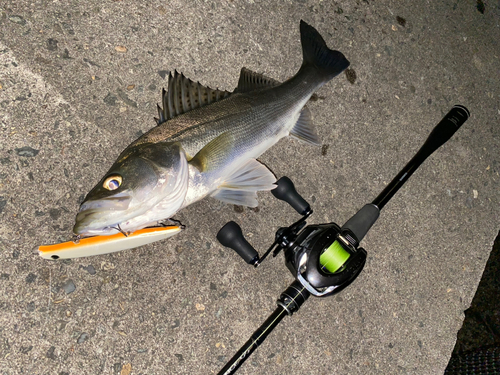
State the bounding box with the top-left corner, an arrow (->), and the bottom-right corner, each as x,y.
421,105 -> 469,156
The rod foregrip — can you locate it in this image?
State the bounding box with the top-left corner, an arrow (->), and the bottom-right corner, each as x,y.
341,204 -> 380,243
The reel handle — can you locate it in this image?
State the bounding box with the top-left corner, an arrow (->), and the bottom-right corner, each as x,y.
217,221 -> 259,265
272,177 -> 311,215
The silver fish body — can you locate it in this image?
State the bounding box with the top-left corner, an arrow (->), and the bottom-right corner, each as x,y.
73,21 -> 350,237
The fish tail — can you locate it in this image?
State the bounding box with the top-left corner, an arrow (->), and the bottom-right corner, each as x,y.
300,20 -> 350,80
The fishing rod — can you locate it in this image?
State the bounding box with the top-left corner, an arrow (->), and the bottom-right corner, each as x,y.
216,105 -> 470,374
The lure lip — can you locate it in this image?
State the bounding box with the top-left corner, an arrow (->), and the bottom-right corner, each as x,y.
38,225 -> 182,260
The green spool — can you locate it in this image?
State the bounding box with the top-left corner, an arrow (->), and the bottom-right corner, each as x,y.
319,240 -> 350,273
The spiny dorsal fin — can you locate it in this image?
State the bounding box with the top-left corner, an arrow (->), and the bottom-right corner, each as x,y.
234,67 -> 280,93
155,70 -> 232,125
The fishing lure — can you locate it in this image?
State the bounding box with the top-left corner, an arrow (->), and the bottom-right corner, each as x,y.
38,226 -> 181,260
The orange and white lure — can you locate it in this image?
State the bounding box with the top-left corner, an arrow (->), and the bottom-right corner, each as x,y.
38,226 -> 182,260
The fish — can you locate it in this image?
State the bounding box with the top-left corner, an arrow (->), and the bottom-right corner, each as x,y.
73,20 -> 350,237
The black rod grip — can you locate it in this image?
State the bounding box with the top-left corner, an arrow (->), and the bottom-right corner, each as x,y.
271,177 -> 311,215
341,204 -> 380,243
418,105 -> 469,157
217,221 -> 259,265
372,105 -> 469,210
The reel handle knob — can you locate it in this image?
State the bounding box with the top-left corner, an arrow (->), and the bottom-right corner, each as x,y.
217,221 -> 259,265
272,177 -> 311,215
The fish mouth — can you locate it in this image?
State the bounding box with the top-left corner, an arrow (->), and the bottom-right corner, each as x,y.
73,210 -> 124,236
74,194 -> 132,236
73,223 -> 121,237
78,194 -> 131,213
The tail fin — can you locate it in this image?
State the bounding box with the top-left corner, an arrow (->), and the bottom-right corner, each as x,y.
300,20 -> 350,79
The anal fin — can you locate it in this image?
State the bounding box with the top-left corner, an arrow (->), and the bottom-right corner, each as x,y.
289,106 -> 320,145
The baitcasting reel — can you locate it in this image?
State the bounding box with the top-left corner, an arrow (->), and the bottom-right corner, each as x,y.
218,176 -> 371,298
215,105 -> 470,375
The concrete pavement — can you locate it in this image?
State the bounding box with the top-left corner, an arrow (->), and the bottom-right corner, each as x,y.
1,1 -> 499,374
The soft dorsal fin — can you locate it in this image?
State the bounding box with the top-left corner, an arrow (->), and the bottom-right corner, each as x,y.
155,70 -> 232,125
234,67 -> 280,93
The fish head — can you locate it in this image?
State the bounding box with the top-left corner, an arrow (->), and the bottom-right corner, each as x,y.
73,142 -> 188,236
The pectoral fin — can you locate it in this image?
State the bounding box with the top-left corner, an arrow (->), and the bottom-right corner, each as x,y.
189,132 -> 234,172
289,106 -> 320,145
211,159 -> 276,207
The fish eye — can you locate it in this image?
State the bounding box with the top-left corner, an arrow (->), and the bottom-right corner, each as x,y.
103,175 -> 123,191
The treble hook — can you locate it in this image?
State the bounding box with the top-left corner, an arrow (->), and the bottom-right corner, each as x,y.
113,224 -> 129,237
